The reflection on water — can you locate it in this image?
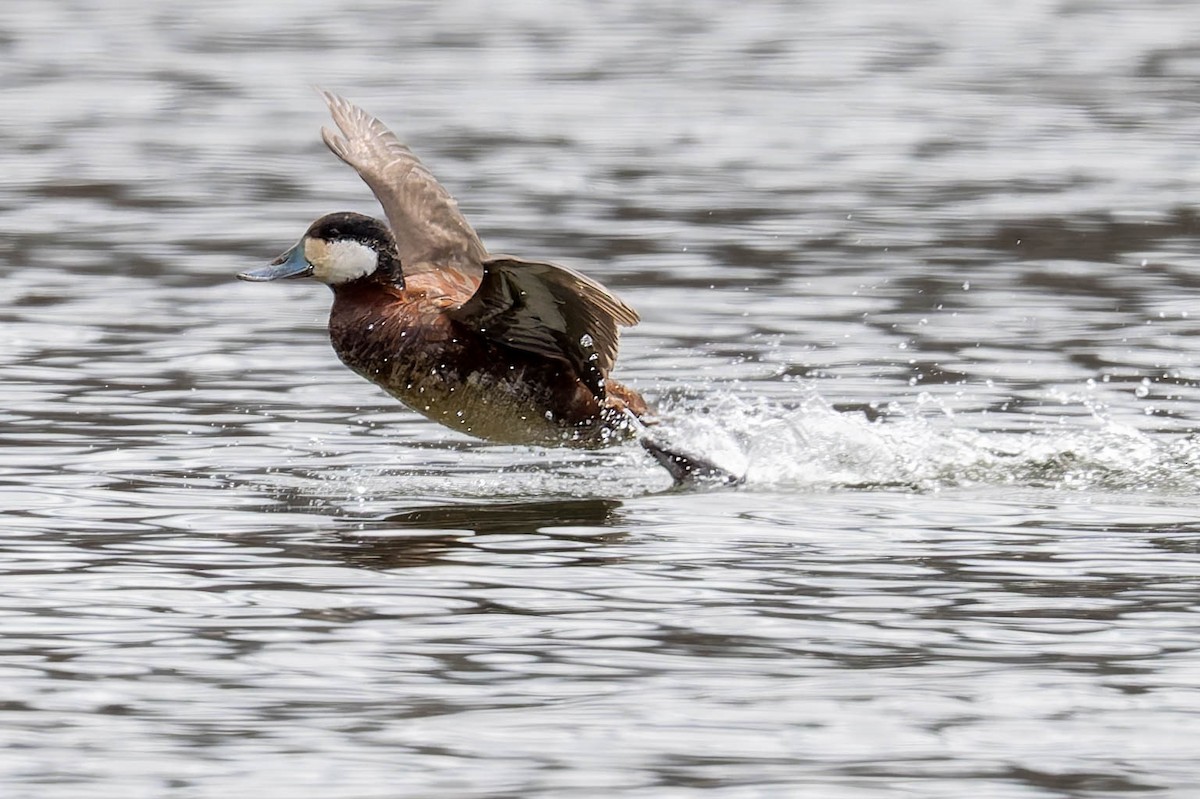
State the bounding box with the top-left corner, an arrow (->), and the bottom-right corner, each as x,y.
328,498 -> 626,569
375,497 -> 624,534
5,0 -> 1200,796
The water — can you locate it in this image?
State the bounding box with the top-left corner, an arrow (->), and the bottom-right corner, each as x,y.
4,1 -> 1200,796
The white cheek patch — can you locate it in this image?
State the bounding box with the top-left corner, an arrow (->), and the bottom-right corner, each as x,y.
307,238 -> 378,284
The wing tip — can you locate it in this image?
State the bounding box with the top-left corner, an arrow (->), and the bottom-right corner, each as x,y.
314,88 -> 371,163
320,125 -> 349,161
314,85 -> 345,111
597,292 -> 640,328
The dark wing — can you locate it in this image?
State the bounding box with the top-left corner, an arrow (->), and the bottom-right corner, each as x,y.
318,90 -> 487,279
448,256 -> 639,397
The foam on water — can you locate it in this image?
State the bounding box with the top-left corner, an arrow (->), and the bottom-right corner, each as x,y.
654,386 -> 1200,495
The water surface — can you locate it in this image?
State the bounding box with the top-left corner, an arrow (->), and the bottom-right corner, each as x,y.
4,1 -> 1200,796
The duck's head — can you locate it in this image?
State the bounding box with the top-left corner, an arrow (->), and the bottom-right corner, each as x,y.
238,212 -> 403,288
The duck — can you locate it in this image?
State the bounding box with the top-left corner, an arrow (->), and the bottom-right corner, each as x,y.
238,91 -> 732,481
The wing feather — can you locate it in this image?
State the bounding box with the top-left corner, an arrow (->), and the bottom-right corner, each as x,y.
318,90 -> 486,279
450,256 -> 639,397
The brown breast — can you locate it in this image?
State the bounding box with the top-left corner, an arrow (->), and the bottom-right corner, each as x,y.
325,275 -> 637,447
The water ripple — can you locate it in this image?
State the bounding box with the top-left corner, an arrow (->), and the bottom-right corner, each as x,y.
5,0 -> 1200,795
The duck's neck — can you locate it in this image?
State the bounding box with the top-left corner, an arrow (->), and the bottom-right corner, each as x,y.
328,275 -> 403,317
327,280 -> 402,377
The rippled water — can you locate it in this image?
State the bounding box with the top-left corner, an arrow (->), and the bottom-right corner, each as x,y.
5,1 -> 1200,796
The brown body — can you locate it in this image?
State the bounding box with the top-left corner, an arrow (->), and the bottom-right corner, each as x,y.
329,272 -> 648,448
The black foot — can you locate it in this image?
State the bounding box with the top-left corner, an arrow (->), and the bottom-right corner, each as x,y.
640,439 -> 742,486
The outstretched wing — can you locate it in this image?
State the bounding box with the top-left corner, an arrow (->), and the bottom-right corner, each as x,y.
449,256 -> 639,397
318,90 -> 487,279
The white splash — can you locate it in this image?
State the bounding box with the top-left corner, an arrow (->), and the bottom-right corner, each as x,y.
652,388 -> 1200,494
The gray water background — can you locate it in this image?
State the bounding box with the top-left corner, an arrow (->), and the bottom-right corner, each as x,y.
4,1 -> 1200,796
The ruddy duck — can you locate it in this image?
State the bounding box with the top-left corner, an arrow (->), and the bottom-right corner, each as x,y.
239,91 -> 731,481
